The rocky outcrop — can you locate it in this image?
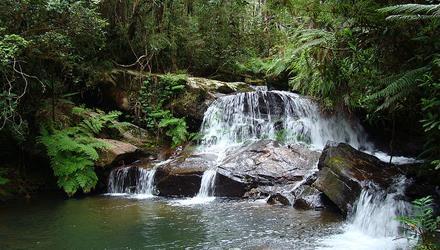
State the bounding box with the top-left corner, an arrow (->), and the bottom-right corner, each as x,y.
186,77 -> 254,94
216,140 -> 320,195
117,123 -> 153,149
96,139 -> 143,167
313,142 -> 402,214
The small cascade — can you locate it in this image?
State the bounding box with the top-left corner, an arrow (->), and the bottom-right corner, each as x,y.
174,169 -> 218,205
108,167 -> 157,198
195,169 -> 217,198
319,178 -> 412,250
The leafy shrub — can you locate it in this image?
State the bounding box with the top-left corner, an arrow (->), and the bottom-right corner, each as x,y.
159,115 -> 188,148
138,74 -> 189,147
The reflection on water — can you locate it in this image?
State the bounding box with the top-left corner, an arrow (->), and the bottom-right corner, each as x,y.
0,195 -> 342,249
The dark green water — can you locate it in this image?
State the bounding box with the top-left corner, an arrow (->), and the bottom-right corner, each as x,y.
0,195 -> 343,249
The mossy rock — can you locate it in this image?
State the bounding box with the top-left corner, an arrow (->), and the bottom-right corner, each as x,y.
313,142 -> 402,214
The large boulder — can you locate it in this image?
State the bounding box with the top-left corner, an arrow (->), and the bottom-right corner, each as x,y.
96,139 -> 143,167
216,140 -> 320,196
154,151 -> 216,197
313,142 -> 402,214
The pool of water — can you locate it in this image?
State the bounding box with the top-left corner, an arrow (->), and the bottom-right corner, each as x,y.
0,195 -> 343,249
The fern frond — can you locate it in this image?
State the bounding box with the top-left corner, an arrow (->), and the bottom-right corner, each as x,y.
379,4 -> 440,16
379,4 -> 440,21
385,14 -> 437,21
368,66 -> 430,100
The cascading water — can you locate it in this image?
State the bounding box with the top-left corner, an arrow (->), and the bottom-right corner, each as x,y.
196,169 -> 217,198
198,88 -> 416,164
319,178 -> 412,250
199,89 -> 373,154
108,166 -> 157,198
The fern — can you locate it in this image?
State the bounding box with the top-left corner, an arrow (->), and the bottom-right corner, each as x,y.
38,108 -> 121,196
72,107 -> 122,135
138,74 -> 190,147
379,4 -> 440,21
158,115 -> 189,148
398,196 -> 440,247
367,66 -> 430,111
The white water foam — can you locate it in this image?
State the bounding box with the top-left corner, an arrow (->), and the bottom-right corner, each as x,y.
319,179 -> 413,250
174,169 -> 217,205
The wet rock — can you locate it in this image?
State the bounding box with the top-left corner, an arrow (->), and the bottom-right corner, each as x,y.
267,193 -> 292,206
293,185 -> 325,210
155,152 -> 216,197
313,142 -> 402,214
96,139 -> 143,167
216,140 -> 320,195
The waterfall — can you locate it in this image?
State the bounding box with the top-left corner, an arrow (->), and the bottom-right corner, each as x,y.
198,89 -> 417,164
199,89 -> 373,154
319,178 -> 412,250
195,169 -> 217,198
108,167 -> 157,198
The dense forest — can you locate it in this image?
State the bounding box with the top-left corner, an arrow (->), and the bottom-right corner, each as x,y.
0,0 -> 439,249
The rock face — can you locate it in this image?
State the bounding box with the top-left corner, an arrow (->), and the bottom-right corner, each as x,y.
313,142 -> 402,214
117,123 -> 153,149
96,139 -> 143,167
216,140 -> 320,195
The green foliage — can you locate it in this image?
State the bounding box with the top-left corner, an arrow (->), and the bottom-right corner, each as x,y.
72,107 -> 123,135
398,196 -> 440,248
0,168 -> 9,186
275,129 -> 288,143
38,108 -> 121,196
138,74 -> 188,147
159,115 -> 189,148
367,67 -> 431,112
419,71 -> 440,170
0,33 -> 28,66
